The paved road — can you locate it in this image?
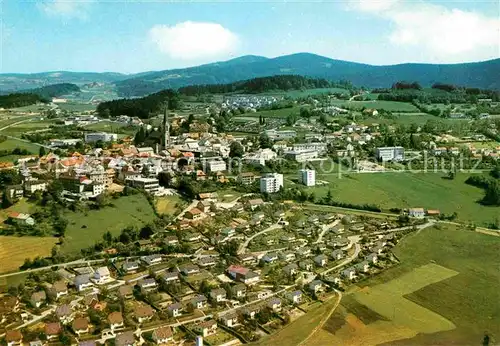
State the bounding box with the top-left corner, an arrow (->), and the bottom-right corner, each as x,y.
315,220 -> 341,244
237,223 -> 282,255
321,240 -> 362,276
0,259 -> 107,279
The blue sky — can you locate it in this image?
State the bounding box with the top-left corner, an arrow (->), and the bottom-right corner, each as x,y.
1,0 -> 499,73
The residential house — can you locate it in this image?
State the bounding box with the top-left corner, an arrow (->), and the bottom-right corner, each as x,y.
7,212 -> 35,226
118,285 -> 134,300
239,254 -> 256,265
355,261 -> 370,273
72,318 -> 89,335
5,330 -> 23,346
247,198 -> 265,210
185,208 -> 202,220
108,312 -> 124,330
314,254 -> 328,267
408,208 -> 425,218
279,251 -> 296,262
138,278 -> 158,292
231,284 -> 247,299
45,323 -> 62,340
342,267 -> 356,280
227,265 -> 260,285
198,256 -> 217,267
243,304 -> 262,319
115,331 -> 136,346
286,290 -> 303,304
190,295 -> 208,310
239,172 -> 258,185
299,259 -> 314,271
197,200 -> 212,213
210,288 -> 227,303
267,298 -> 282,312
164,235 -> 179,246
366,253 -> 378,264
283,263 -> 299,276
220,227 -> 235,238
159,271 -> 179,284
75,275 -> 93,292
49,281 -> 68,300
56,304 -> 74,324
193,320 -> 217,338
220,312 -> 239,327
167,302 -> 182,317
30,291 -> 46,308
122,261 -> 140,273
152,326 -> 174,345
94,267 -> 111,284
308,280 -> 324,294
330,250 -> 344,261
296,247 -> 312,257
261,252 -> 278,264
141,254 -> 162,266
135,305 -> 154,323
179,264 -> 200,276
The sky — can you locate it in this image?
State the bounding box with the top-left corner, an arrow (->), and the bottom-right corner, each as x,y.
1,0 -> 499,73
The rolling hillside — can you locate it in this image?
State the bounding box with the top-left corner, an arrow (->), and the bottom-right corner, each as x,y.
115,53 -> 500,96
1,53 -> 499,97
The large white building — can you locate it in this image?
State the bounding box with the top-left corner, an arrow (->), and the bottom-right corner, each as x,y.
84,132 -> 118,143
260,173 -> 283,193
298,169 -> 315,186
265,129 -> 297,140
125,177 -> 160,194
207,160 -> 227,173
376,147 -> 405,162
284,149 -> 319,162
243,148 -> 277,166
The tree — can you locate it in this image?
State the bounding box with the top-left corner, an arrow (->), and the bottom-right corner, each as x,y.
229,141 -> 244,158
134,127 -> 146,145
39,146 -> 46,157
259,133 -> 272,149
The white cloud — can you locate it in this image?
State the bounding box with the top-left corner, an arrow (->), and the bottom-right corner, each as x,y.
350,0 -> 500,62
38,0 -> 92,19
149,21 -> 239,60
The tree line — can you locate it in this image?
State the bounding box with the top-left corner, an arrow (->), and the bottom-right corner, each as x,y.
0,83 -> 80,108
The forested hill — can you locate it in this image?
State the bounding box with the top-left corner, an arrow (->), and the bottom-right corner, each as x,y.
96,89 -> 180,119
0,83 -> 80,109
177,75 -> 351,95
0,93 -> 48,109
27,83 -> 80,99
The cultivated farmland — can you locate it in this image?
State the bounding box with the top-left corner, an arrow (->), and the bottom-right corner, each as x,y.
307,225 -> 500,346
0,236 -> 57,274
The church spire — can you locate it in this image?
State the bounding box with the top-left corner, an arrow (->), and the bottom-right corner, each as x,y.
163,103 -> 170,149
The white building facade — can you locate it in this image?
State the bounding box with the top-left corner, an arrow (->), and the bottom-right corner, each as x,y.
260,173 -> 283,193
298,169 -> 316,186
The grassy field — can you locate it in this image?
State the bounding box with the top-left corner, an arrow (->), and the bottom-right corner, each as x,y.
61,194 -> 157,254
84,121 -> 136,135
331,100 -> 419,112
155,195 -> 183,215
305,225 -> 500,345
0,119 -> 58,136
0,199 -> 34,224
248,107 -> 301,119
254,296 -> 340,346
0,138 -> 41,153
307,172 -> 499,225
279,88 -> 349,98
56,103 -> 96,112
0,236 -> 57,274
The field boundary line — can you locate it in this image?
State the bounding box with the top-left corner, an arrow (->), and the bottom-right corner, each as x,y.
298,292 -> 342,346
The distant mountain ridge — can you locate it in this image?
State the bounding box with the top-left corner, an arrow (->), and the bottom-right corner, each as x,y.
1,53 -> 499,96
114,53 -> 500,96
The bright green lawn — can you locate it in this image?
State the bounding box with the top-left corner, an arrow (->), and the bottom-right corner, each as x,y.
84,121 -> 136,135
0,138 -> 41,153
61,194 -> 157,254
364,225 -> 500,345
57,103 -> 96,112
248,107 -> 301,119
308,172 -> 499,225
